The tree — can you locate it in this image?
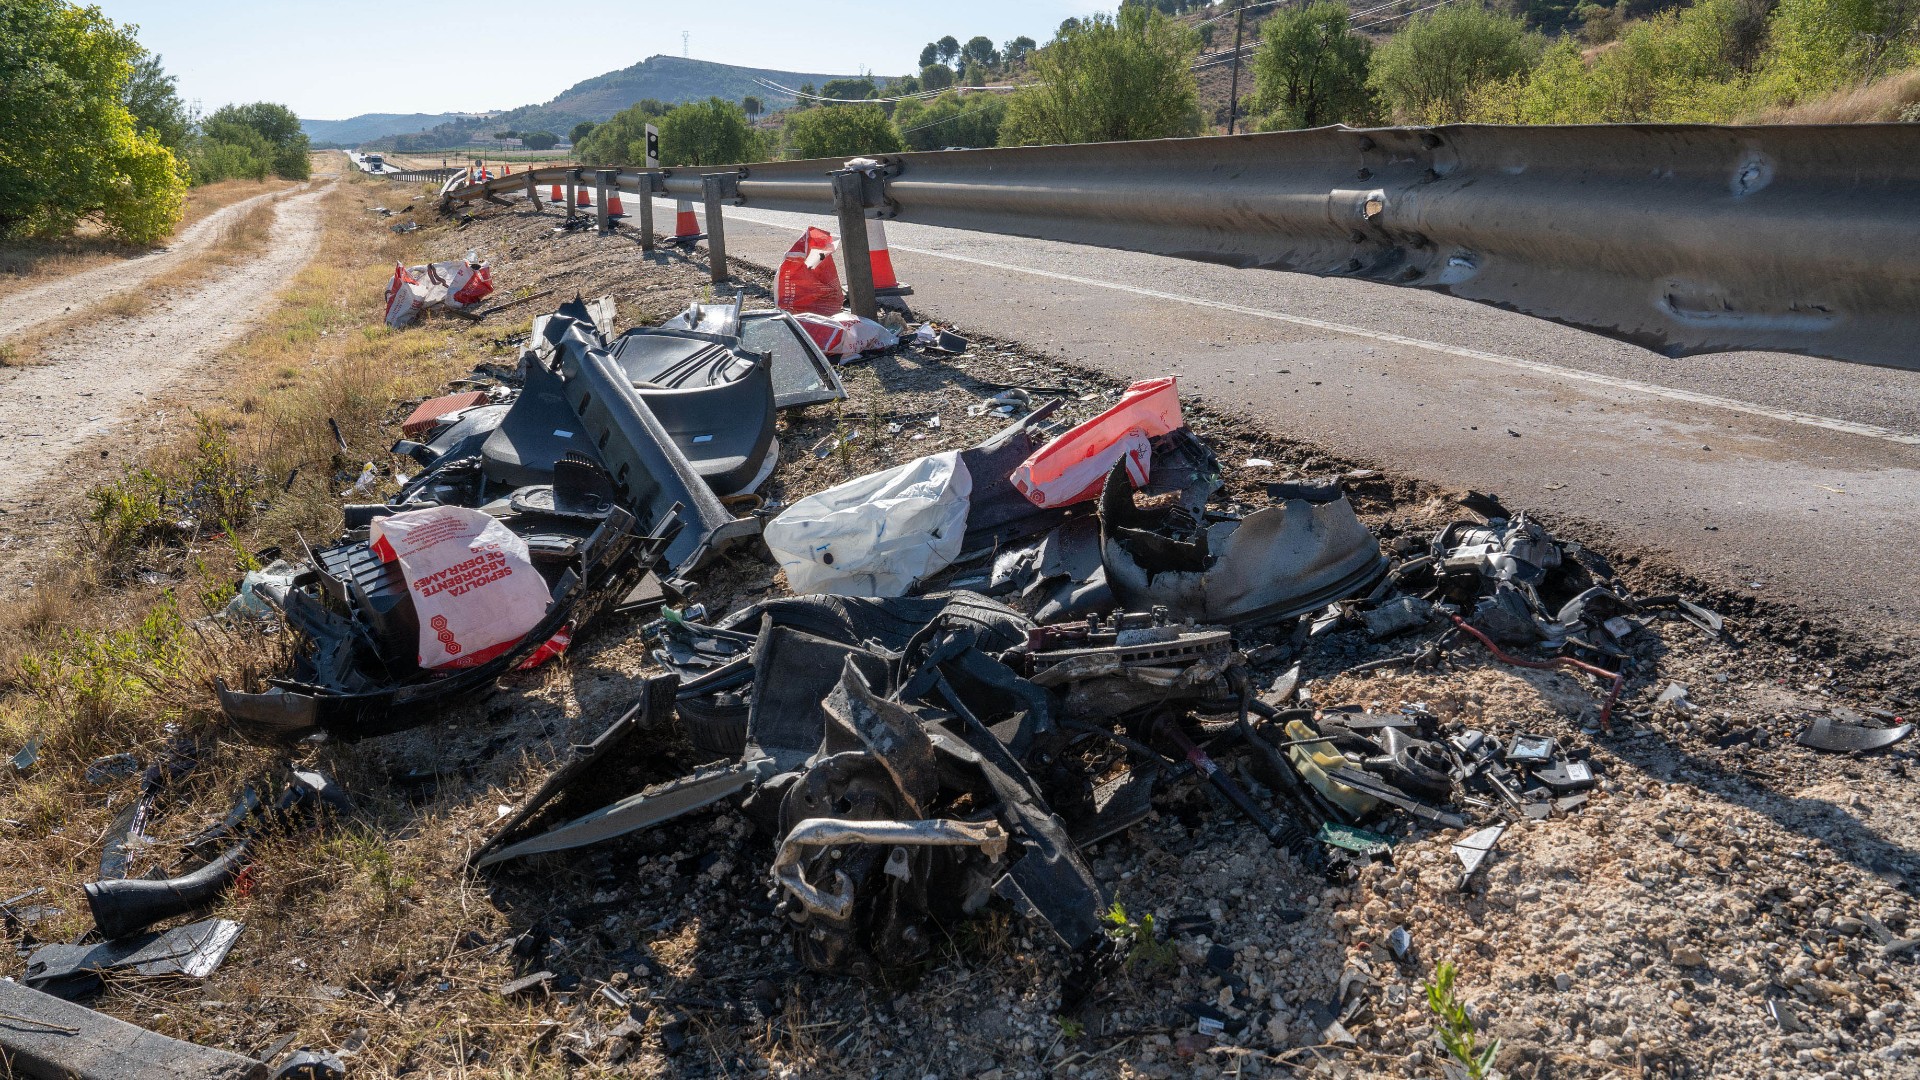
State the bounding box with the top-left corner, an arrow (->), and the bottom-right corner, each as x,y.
657,97 -> 759,165
743,95 -> 763,122
1368,4 -> 1539,122
920,63 -> 956,91
785,103 -> 905,158
1000,7 -> 1203,145
0,0 -> 184,243
125,52 -> 189,153
919,42 -> 941,68
1575,1 -> 1623,44
962,35 -> 1002,72
200,102 -> 311,179
896,92 -> 1009,150
522,131 -> 559,150
821,77 -> 878,101
1251,2 -> 1376,129
570,121 -> 596,144
573,102 -> 660,164
794,82 -> 818,109
1003,35 -> 1038,66
937,35 -> 961,63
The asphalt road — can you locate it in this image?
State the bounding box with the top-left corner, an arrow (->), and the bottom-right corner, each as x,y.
629,195 -> 1920,638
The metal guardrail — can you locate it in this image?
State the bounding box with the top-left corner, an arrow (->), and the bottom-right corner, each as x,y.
441,124 -> 1920,370
386,167 -> 465,185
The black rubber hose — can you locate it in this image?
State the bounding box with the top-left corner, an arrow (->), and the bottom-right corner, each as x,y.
84,841 -> 251,940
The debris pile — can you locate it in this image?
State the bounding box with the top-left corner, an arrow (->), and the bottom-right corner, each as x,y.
24,252 -> 1894,1077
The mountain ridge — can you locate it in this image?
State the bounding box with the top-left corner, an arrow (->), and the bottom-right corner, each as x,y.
308,55 -> 884,149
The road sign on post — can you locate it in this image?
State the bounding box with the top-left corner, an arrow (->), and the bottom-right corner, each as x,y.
645,125 -> 660,170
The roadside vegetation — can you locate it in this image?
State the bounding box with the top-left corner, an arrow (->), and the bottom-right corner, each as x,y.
550,0 -> 1920,171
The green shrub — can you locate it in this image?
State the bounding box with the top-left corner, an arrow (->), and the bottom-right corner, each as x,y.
0,1 -> 187,244
1369,4 -> 1541,122
1000,7 -> 1202,145
1251,1 -> 1377,129
785,103 -> 906,159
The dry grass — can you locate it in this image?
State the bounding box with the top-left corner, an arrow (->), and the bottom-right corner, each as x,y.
1748,67 -> 1920,122
0,178 -> 298,303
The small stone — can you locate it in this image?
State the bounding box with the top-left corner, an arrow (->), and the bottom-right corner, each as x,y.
1554,973 -> 1573,992
1833,917 -> 1867,937
1671,946 -> 1706,967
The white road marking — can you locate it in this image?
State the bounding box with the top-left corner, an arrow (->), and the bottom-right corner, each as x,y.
709,205 -> 1920,448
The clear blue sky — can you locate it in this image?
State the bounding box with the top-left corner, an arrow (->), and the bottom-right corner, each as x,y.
97,0 -> 1094,120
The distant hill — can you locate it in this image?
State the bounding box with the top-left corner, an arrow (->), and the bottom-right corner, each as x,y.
348,55 -> 878,151
299,112 -> 484,145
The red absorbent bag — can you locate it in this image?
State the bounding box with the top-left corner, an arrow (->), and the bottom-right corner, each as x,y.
384,263 -> 426,328
776,226 -> 843,316
449,262 -> 492,307
370,506 -> 554,670
1011,377 -> 1184,508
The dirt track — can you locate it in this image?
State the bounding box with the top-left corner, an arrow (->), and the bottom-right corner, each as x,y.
0,186 -> 307,339
0,185 -> 330,528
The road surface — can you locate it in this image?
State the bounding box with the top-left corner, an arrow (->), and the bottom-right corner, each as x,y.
644,195 -> 1920,640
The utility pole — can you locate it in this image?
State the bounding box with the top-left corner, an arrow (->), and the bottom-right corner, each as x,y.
1227,1 -> 1247,135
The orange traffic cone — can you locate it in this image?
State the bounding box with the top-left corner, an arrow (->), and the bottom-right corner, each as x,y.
867,218 -> 911,296
606,190 -> 625,217
504,162 -> 511,176
549,182 -> 562,201
575,185 -> 591,207
671,199 -> 703,245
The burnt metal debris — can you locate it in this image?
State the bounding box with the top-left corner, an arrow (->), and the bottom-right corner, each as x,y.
7,287 -> 1765,1073
442,327 -> 1692,977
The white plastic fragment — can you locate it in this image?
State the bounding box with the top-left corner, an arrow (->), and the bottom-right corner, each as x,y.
763,451 -> 972,597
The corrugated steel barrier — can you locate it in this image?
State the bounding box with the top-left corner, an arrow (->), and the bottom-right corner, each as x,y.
441,124 -> 1920,370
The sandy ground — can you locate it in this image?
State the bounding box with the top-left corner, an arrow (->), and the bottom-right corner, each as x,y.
0,184 -> 331,592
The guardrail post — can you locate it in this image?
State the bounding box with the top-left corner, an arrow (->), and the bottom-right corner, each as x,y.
702,173 -> 738,285
526,173 -> 540,210
832,170 -> 877,320
637,173 -> 656,251
595,170 -> 613,235
566,169 -> 579,221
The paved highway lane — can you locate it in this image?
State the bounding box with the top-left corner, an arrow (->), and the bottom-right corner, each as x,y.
628,195 -> 1920,636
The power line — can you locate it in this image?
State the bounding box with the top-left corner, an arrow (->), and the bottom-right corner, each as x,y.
1351,0 -> 1455,32
757,77 -> 1028,105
